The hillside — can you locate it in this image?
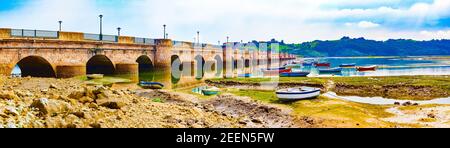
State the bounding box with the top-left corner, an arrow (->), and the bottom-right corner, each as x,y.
279,37 -> 450,57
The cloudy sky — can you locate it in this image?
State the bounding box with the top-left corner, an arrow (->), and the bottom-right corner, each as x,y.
0,0 -> 449,43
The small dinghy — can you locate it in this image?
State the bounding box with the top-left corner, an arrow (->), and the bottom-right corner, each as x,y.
276,87 -> 321,101
284,64 -> 302,68
319,68 -> 342,74
315,62 -> 331,67
339,63 -> 356,68
202,86 -> 220,96
357,65 -> 377,71
263,68 -> 292,76
238,73 -> 252,78
302,62 -> 314,66
87,74 -> 104,80
139,81 -> 164,89
280,71 -> 310,77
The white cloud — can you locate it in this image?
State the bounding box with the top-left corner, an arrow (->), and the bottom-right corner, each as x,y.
0,0 -> 449,43
420,30 -> 450,39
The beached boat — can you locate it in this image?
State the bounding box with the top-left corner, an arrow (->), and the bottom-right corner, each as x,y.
202,86 -> 220,96
238,73 -> 252,77
280,71 -> 310,77
139,81 -> 165,89
315,62 -> 331,67
357,65 -> 377,71
302,62 -> 314,66
276,87 -> 321,101
263,68 -> 292,76
319,68 -> 342,74
87,74 -> 104,80
339,63 -> 356,68
284,63 -> 302,68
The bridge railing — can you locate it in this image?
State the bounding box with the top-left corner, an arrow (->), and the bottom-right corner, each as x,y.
11,29 -> 58,38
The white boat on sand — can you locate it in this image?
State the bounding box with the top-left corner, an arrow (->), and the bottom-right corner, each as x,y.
276,87 -> 321,101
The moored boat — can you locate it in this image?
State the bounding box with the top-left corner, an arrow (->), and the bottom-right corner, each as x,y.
339,63 -> 356,68
139,81 -> 165,89
87,74 -> 104,80
284,63 -> 302,68
238,73 -> 252,77
202,86 -> 220,96
357,65 -> 377,71
280,71 -> 310,77
303,62 -> 314,66
319,68 -> 342,74
263,68 -> 292,76
315,62 -> 331,67
276,87 -> 321,101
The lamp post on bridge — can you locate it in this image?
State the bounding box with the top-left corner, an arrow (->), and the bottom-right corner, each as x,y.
166,33 -> 169,39
58,21 -> 62,32
163,24 -> 166,39
99,14 -> 103,41
117,27 -> 121,36
226,36 -> 229,43
197,31 -> 200,44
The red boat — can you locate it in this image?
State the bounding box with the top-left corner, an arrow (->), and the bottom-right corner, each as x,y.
263,68 -> 292,76
315,62 -> 331,67
357,65 -> 377,71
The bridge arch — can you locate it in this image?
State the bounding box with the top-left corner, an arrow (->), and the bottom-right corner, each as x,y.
171,55 -> 183,84
13,56 -> 56,77
214,55 -> 223,77
136,55 -> 154,71
86,55 -> 115,75
195,55 -> 205,80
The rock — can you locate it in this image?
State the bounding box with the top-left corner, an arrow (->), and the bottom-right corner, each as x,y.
2,106 -> 19,116
0,91 -> 20,100
96,98 -> 126,109
66,124 -> 77,128
89,123 -> 102,128
251,117 -> 264,124
49,84 -> 58,89
402,101 -> 413,106
72,112 -> 85,119
6,122 -> 16,128
30,98 -> 73,116
68,89 -> 85,100
88,103 -> 98,109
413,103 -> 419,106
79,96 -> 94,104
394,102 -> 401,105
427,113 -> 436,119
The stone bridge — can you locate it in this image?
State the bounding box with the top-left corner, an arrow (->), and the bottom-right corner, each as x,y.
0,28 -> 296,88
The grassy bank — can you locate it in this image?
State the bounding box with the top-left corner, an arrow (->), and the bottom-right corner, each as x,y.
225,88 -> 398,128
207,75 -> 450,100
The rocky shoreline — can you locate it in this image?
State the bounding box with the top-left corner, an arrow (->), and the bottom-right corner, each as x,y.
0,76 -> 311,128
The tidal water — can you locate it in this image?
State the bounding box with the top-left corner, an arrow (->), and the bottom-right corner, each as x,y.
300,56 -> 450,77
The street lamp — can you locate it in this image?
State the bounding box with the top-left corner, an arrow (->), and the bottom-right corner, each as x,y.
58,21 -> 62,32
99,14 -> 103,40
117,27 -> 121,36
197,31 -> 200,44
226,36 -> 229,43
163,24 -> 166,39
166,33 -> 169,39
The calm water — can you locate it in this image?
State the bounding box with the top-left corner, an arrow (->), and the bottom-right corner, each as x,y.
324,92 -> 450,105
299,56 -> 450,77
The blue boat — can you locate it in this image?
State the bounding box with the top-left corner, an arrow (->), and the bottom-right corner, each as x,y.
139,81 -> 165,89
319,68 -> 342,74
339,63 -> 356,68
238,73 -> 252,77
303,62 -> 314,66
280,72 -> 310,77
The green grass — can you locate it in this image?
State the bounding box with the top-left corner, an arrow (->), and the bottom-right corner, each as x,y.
152,98 -> 164,103
225,88 -> 397,128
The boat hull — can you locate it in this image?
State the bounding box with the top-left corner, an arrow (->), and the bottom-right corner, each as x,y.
263,69 -> 292,76
276,90 -> 321,101
319,68 -> 342,74
315,63 -> 331,67
202,90 -> 220,96
87,74 -> 104,80
339,64 -> 356,68
357,66 -> 377,71
280,72 -> 310,77
140,82 -> 164,89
